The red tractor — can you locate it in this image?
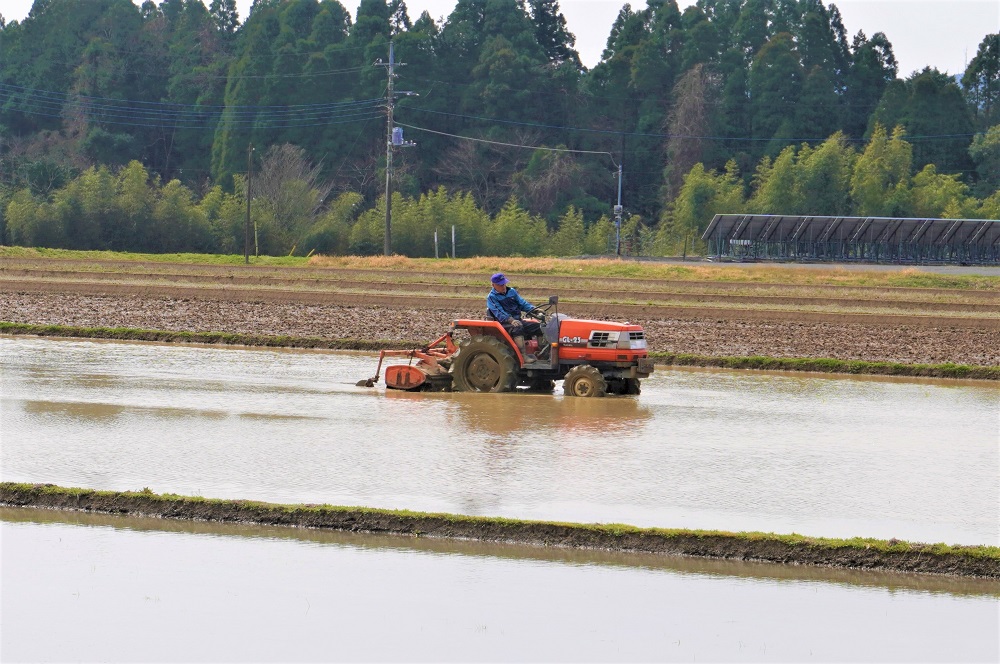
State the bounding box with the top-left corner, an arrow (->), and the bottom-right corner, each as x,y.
357,297 -> 654,397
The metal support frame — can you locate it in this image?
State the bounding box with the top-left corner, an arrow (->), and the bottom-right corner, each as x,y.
702,214 -> 1000,265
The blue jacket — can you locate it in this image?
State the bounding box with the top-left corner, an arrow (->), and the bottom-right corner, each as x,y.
487,287 -> 534,323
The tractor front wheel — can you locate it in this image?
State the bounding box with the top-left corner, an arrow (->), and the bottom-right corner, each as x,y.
451,335 -> 518,393
563,365 -> 607,398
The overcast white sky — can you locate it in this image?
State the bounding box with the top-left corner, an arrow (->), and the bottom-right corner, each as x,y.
3,0 -> 998,76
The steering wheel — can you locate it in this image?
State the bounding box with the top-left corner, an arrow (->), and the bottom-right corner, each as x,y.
528,303 -> 553,323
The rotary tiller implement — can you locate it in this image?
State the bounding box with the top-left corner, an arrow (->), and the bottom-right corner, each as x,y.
355,331 -> 458,391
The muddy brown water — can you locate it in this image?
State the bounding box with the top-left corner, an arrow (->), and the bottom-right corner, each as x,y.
2,507 -> 998,662
2,337 -> 997,547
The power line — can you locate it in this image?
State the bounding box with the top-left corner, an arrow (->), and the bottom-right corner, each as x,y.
0,84 -> 385,129
200,64 -> 370,80
7,39 -> 373,70
395,121 -> 615,159
0,84 -> 981,143
0,83 -> 381,111
403,106 -> 982,143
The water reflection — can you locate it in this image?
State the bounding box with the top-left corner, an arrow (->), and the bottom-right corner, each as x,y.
384,389 -> 655,437
21,399 -> 130,422
20,399 -> 242,423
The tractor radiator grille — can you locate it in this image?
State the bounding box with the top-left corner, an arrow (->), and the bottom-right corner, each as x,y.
589,331 -> 614,347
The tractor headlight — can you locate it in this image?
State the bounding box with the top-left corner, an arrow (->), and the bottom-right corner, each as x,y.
617,331 -> 647,350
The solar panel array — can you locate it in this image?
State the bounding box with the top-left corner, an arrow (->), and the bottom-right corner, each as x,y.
701,215 -> 1000,264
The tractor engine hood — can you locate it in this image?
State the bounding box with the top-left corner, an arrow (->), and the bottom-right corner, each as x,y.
548,315 -> 648,351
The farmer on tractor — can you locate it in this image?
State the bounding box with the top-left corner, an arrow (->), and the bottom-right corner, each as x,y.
487,272 -> 547,362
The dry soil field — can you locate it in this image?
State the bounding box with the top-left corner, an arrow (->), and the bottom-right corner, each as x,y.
3,255 -> 1000,368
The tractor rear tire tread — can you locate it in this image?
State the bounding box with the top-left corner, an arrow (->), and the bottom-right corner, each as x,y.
451,335 -> 518,393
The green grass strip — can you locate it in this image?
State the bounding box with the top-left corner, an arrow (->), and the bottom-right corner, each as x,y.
0,322 -> 392,351
2,483 -> 997,577
650,352 -> 1000,380
0,246 -> 310,266
3,322 -> 999,380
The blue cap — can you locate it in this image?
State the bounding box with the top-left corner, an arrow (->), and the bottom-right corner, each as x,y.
491,272 -> 509,286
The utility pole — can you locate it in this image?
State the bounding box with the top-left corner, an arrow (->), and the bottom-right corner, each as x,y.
614,161 -> 623,257
375,42 -> 417,256
375,42 -> 416,256
383,43 -> 395,257
245,143 -> 253,264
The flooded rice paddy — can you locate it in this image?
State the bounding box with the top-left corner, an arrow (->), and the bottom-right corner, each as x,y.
3,337 -> 999,661
1,337 -> 998,546
3,507 -> 998,662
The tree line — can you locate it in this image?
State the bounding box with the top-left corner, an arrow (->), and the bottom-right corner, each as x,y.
1,0 -> 999,256
5,126 -> 997,257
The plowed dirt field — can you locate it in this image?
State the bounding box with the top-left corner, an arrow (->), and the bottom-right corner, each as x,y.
3,257 -> 1000,367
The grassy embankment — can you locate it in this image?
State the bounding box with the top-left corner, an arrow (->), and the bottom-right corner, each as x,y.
2,483 -> 997,578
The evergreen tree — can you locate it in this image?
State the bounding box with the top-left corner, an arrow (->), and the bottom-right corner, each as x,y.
210,0 -> 240,35
749,33 -> 803,156
843,30 -> 897,139
733,0 -> 773,60
962,34 -> 1000,130
679,5 -> 718,70
794,66 -> 841,141
211,2 -> 282,184
869,68 -> 974,174
528,0 -> 580,67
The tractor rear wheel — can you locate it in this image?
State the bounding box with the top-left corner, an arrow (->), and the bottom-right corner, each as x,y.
563,365 -> 607,398
451,335 -> 518,393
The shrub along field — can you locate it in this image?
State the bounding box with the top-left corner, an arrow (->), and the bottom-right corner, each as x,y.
2,248 -> 1000,375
